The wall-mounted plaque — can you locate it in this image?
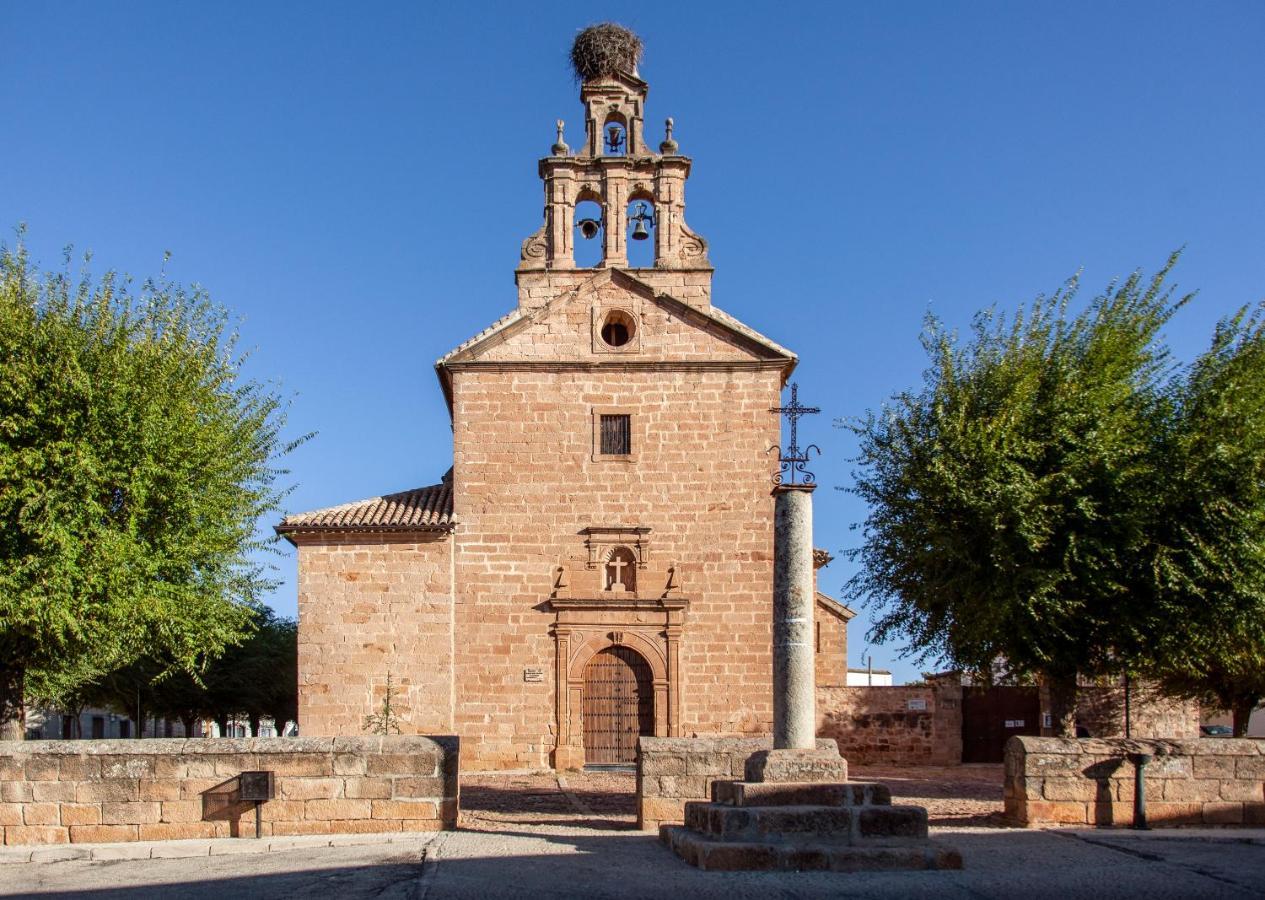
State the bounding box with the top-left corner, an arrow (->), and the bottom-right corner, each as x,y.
523,668 -> 544,683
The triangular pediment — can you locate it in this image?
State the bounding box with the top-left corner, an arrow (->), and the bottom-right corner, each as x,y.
436,269 -> 795,368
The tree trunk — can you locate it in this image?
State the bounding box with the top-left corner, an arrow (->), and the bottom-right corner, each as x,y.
1232,697 -> 1257,738
179,714 -> 197,738
0,660 -> 26,741
214,714 -> 230,738
1046,670 -> 1080,738
247,713 -> 261,737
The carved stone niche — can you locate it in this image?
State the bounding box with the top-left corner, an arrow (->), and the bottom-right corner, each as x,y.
549,594 -> 689,770
583,525 -> 651,569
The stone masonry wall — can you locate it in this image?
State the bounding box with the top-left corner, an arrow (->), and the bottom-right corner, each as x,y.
296,533 -> 453,736
1004,736 -> 1265,828
637,737 -> 836,831
1048,681 -> 1202,739
450,277 -> 788,769
817,685 -> 963,766
0,736 -> 458,846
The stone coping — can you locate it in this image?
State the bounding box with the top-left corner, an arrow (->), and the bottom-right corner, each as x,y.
0,831 -> 438,864
0,735 -> 458,756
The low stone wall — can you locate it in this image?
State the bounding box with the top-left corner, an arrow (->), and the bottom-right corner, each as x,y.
0,735 -> 458,846
1004,736 -> 1265,827
817,685 -> 962,766
637,736 -> 835,831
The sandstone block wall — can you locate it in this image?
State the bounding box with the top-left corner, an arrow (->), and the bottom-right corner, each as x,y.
637,736 -> 835,831
296,533 -> 454,736
817,685 -> 963,766
1054,682 -> 1202,739
1004,736 -> 1265,828
0,736 -> 458,846
450,276 -> 788,770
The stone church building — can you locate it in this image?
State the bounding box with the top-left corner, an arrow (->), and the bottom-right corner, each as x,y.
279,58 -> 851,770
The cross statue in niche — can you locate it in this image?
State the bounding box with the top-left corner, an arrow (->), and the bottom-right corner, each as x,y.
607,554 -> 628,591
769,382 -> 821,486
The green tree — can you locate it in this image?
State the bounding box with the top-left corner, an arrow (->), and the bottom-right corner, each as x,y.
843,257 -> 1187,735
1148,307 -> 1265,735
0,236 -> 304,739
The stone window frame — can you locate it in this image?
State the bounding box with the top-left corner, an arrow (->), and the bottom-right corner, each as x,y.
591,406 -> 640,462
592,306 -> 642,355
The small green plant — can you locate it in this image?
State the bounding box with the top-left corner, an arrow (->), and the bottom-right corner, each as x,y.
363,672 -> 403,735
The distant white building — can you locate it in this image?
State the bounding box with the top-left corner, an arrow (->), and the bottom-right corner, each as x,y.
846,667 -> 893,687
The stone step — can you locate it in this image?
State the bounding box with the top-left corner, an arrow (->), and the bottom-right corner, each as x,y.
682,801 -> 928,841
660,825 -> 963,873
710,780 -> 892,808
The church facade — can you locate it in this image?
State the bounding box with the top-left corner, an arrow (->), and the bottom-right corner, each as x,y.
279,60 -> 850,770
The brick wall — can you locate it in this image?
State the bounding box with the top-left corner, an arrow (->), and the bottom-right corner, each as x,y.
0,736 -> 458,846
817,685 -> 963,766
1004,736 -> 1265,827
295,533 -> 454,736
637,737 -> 836,831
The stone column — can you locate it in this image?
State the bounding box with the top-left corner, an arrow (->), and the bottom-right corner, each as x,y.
772,482 -> 816,750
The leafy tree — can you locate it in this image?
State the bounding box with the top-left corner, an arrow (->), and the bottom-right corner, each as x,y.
0,235 -> 304,739
843,257 -> 1188,735
201,608 -> 297,736
1147,307 -> 1265,735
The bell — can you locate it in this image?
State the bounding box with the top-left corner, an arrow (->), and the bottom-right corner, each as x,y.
577,218 -> 601,240
631,218 -> 650,241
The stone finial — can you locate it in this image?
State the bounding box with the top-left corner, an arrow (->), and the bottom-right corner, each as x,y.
659,117 -> 679,155
551,119 -> 570,156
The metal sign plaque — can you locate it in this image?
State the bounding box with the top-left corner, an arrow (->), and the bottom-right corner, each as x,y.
239,770 -> 275,802
523,668 -> 544,683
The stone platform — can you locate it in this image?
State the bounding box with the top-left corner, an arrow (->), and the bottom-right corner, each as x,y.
661,749 -> 961,872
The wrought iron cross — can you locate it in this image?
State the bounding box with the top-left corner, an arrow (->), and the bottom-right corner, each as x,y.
770,382 -> 821,485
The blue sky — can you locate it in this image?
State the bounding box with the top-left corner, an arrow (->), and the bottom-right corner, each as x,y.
4,2 -> 1263,684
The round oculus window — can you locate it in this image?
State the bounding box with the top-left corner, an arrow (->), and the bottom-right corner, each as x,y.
600,310 -> 636,348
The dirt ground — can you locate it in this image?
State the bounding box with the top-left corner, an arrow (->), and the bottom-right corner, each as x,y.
458,763 -> 1006,831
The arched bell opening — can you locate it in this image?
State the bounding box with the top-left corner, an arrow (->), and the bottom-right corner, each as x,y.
574,198 -> 604,268
625,196 -> 656,269
602,113 -> 629,157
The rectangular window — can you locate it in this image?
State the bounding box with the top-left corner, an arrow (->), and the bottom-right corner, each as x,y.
600,414 -> 631,455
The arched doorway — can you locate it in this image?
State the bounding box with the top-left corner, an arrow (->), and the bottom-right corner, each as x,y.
581,646 -> 653,765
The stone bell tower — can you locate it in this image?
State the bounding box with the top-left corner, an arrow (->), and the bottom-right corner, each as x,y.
515,26 -> 713,311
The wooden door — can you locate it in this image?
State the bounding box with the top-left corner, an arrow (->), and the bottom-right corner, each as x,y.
582,646 -> 654,765
961,686 -> 1042,763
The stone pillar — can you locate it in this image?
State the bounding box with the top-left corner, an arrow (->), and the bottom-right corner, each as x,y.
772,483 -> 816,750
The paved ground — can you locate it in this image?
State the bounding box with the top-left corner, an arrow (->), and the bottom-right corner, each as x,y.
3,767 -> 1264,899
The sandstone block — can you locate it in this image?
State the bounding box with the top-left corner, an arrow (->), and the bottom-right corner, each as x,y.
0,804 -> 23,827
371,799 -> 436,820
279,777 -> 344,801
366,754 -> 439,776
76,780 -> 139,803
1022,801 -> 1087,825
343,778 -> 394,800
158,800 -> 204,823
138,779 -> 182,802
392,776 -> 445,799
22,803 -> 61,826
6,826 -> 68,845
304,799 -> 372,820
68,825 -> 137,845
138,822 -> 219,841
1202,801 -> 1244,824
101,801 -> 161,826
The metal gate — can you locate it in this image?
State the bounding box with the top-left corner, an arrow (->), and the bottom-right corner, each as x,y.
581,646 -> 654,765
961,686 -> 1042,763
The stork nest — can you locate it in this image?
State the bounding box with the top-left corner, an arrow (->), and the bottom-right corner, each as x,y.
570,23 -> 643,82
